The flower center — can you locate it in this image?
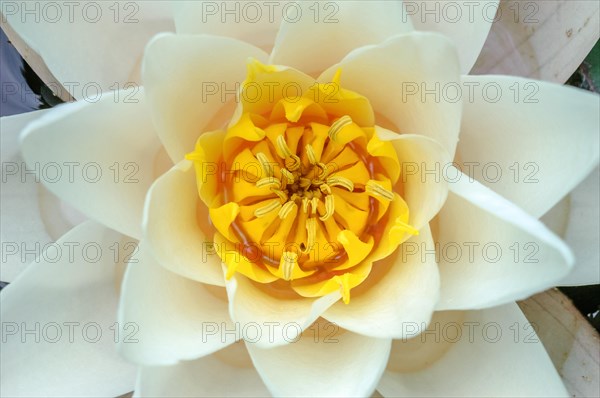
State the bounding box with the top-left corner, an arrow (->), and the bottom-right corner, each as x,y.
187,60 -> 417,303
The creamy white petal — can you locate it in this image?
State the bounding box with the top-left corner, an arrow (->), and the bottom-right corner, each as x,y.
225,272 -> 340,348
472,0 -> 599,84
377,129 -> 451,230
558,167 -> 600,286
270,1 -> 413,76
436,168 -> 573,310
1,110 -> 52,282
378,303 -> 568,397
2,1 -> 174,99
20,90 -> 164,240
457,75 -> 600,218
319,32 -> 462,157
134,342 -> 269,397
0,221 -> 136,397
118,243 -> 235,366
143,160 -> 224,286
247,319 -> 391,397
172,1 -> 283,52
408,0 -> 499,73
323,225 -> 439,338
143,33 -> 268,162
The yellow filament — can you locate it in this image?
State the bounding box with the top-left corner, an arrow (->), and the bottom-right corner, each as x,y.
326,176 -> 354,192
366,180 -> 395,201
254,200 -> 281,218
280,251 -> 298,281
256,152 -> 274,177
276,135 -> 293,158
279,201 -> 297,219
328,115 -> 352,143
320,195 -> 335,221
281,169 -> 295,185
306,144 -> 318,165
310,197 -> 319,215
256,177 -> 280,188
305,217 -> 317,252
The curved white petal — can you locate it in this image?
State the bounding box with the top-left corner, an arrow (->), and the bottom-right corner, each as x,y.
246,319 -> 391,397
378,129 -> 451,230
20,90 -> 163,240
3,1 -> 174,99
408,0 -> 499,73
143,33 -> 268,162
225,272 -> 340,348
143,160 -> 224,286
436,168 -> 573,310
1,110 -> 52,282
135,342 -> 269,397
558,167 -> 600,286
323,225 -> 439,338
172,1 -> 283,52
117,243 -> 235,366
319,32 -> 462,157
472,0 -> 599,84
270,1 -> 413,76
0,221 -> 136,397
378,303 -> 568,397
457,75 -> 600,218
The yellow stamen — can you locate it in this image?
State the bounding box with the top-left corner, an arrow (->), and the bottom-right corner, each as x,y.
256,152 -> 274,177
306,144 -> 318,165
256,177 -> 280,188
276,135 -> 293,158
272,189 -> 288,202
280,251 -> 298,281
366,180 -> 394,201
254,200 -> 281,218
320,195 -> 335,221
328,115 -> 352,143
310,197 -> 319,215
319,183 -> 332,195
281,169 -> 295,185
279,201 -> 297,219
326,176 -> 354,192
305,217 -> 317,252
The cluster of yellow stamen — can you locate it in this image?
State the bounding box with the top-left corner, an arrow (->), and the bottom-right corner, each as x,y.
187,60 -> 417,304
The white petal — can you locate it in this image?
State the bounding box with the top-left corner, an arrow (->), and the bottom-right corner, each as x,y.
323,225 -> 439,338
270,1 -> 413,76
457,75 -> 600,218
435,169 -> 573,310
558,167 -> 600,286
247,319 -> 391,397
1,110 -> 52,282
143,33 -> 268,162
3,1 -> 174,99
20,90 -> 164,240
135,342 -> 269,397
378,303 -> 568,397
319,32 -> 462,157
378,129 -> 451,230
117,243 -> 235,366
472,0 -> 599,83
172,1 -> 283,52
408,0 -> 499,73
0,221 -> 136,397
225,272 -> 340,348
143,160 -> 224,286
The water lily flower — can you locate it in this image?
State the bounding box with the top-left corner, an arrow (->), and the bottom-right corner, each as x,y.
1,1 -> 599,397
